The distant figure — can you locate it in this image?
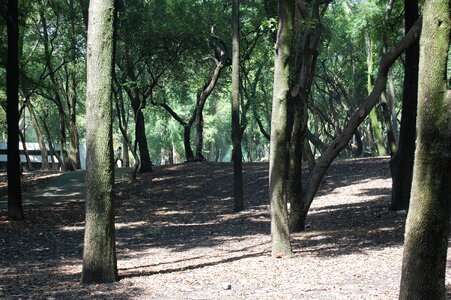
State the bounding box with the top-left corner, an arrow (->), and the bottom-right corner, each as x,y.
114,146 -> 123,167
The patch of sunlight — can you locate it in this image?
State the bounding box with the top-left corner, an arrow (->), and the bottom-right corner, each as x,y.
115,221 -> 149,229
58,262 -> 81,275
59,225 -> 84,231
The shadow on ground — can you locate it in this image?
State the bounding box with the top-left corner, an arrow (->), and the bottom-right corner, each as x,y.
0,158 -> 429,299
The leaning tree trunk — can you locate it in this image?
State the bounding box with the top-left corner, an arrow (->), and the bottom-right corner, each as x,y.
81,0 -> 118,284
269,0 -> 295,257
194,58 -> 225,161
6,0 -> 24,221
389,0 -> 419,211
231,0 -> 244,212
294,17 -> 423,230
399,1 -> 450,298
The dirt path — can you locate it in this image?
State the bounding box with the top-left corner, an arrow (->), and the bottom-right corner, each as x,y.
0,158 -> 449,299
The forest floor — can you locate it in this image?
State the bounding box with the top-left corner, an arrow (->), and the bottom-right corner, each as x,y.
0,157 -> 450,299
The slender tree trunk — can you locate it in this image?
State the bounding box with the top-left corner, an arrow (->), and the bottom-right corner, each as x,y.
42,114 -> 63,169
18,130 -> 33,171
194,60 -> 225,161
287,0 -> 322,232
81,0 -> 118,284
389,0 -> 419,211
365,33 -> 386,156
399,1 -> 450,298
28,103 -> 51,170
195,110 -> 205,161
231,0 -> 244,212
294,18 -> 423,230
39,8 -> 72,171
269,0 -> 295,257
6,0 -> 24,221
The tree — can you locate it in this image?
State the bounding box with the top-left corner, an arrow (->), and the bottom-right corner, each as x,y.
81,0 -> 118,284
269,0 -> 294,257
231,0 -> 244,211
398,0 -> 450,298
5,0 -> 24,221
389,0 -> 419,211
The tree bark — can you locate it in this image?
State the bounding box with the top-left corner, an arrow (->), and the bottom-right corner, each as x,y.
269,0 -> 295,257
231,0 -> 244,212
81,0 -> 118,284
365,32 -> 386,156
399,1 -> 450,298
28,103 -> 51,170
287,0 -> 323,232
6,0 -> 24,221
295,17 -> 423,229
389,0 -> 419,211
194,58 -> 225,161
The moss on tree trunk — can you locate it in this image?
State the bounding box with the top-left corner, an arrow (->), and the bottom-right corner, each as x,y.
399,0 -> 450,298
81,0 -> 118,284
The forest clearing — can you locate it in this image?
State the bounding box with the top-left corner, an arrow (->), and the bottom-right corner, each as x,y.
1,158 -> 450,299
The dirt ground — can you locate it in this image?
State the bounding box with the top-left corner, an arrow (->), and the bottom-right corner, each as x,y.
0,157 -> 450,299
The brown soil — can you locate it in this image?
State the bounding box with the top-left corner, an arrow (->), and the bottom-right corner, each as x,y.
0,158 -> 450,299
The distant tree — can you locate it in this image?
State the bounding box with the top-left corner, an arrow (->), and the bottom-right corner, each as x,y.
5,0 -> 24,221
399,0 -> 450,298
81,0 -> 118,283
231,0 -> 244,211
269,0 -> 294,257
389,0 -> 419,211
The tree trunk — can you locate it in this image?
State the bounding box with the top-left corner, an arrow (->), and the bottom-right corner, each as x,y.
81,0 -> 118,284
194,59 -> 225,161
399,1 -> 450,298
183,125 -> 194,161
389,0 -> 419,211
39,8 -> 72,171
42,114 -> 64,169
294,18 -> 423,229
231,0 -> 244,212
18,130 -> 33,171
6,0 -> 24,221
269,0 -> 295,257
365,32 -> 386,156
287,0 -> 322,233
134,108 -> 152,173
28,103 -> 51,170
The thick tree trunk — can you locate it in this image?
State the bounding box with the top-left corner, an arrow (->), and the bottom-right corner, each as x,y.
81,0 -> 118,284
389,0 -> 419,211
294,18 -> 423,229
6,0 -> 24,221
399,1 -> 450,298
269,0 -> 295,257
231,0 -> 244,212
183,125 -> 194,161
